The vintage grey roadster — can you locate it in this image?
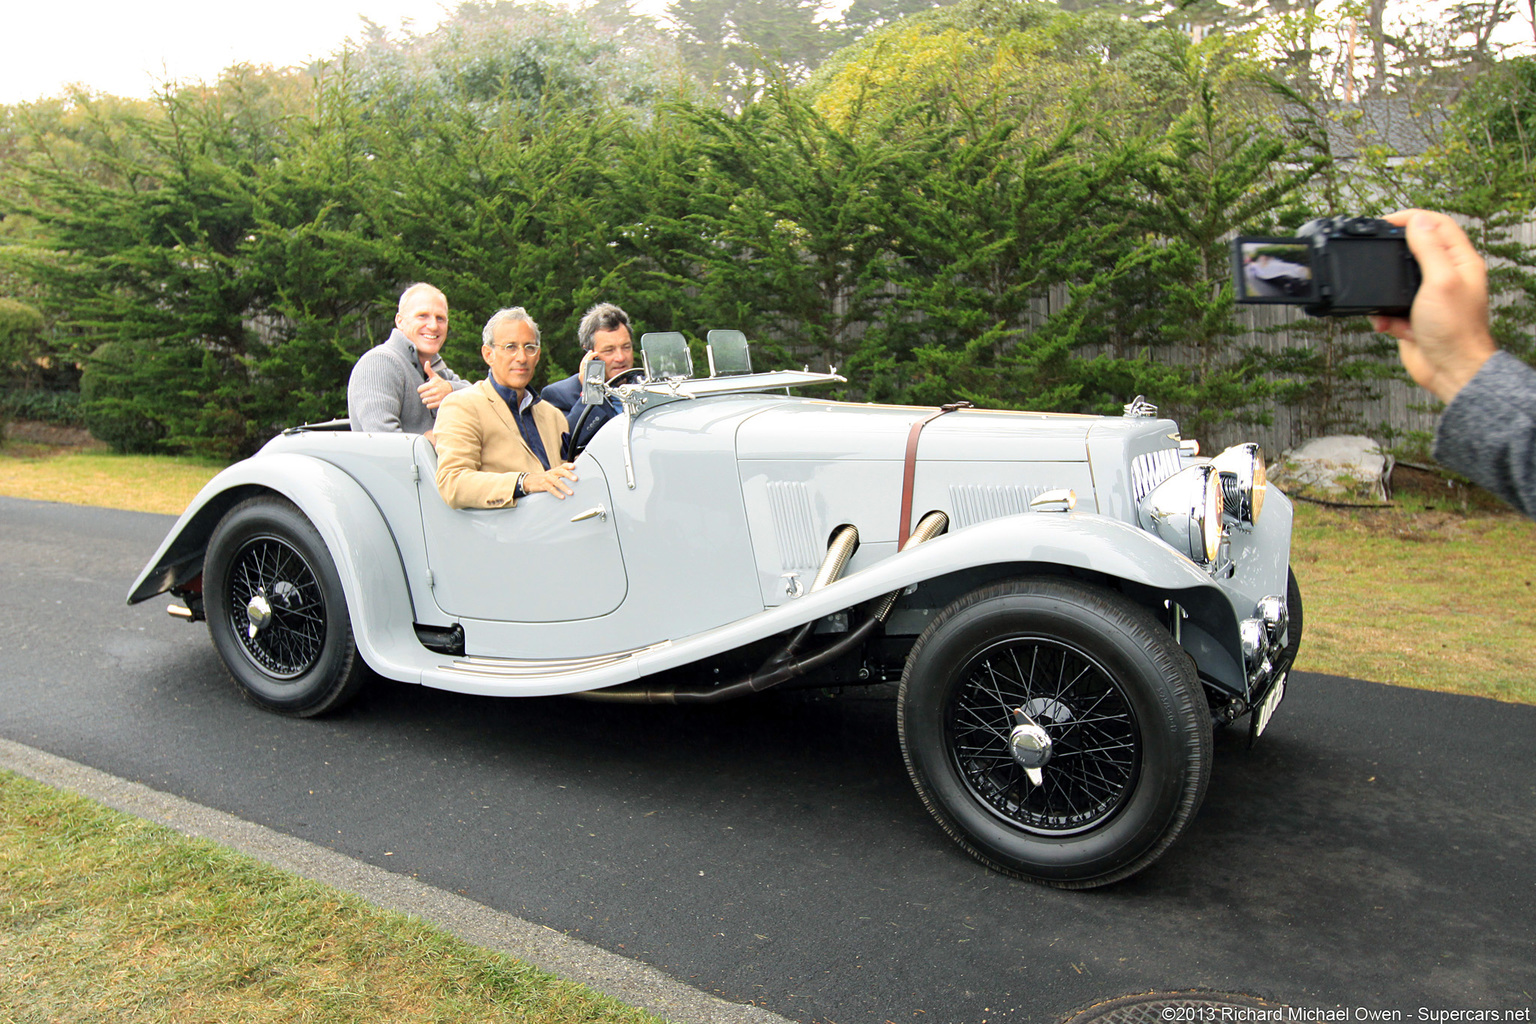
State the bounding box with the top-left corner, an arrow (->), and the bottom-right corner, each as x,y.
129,330 -> 1299,888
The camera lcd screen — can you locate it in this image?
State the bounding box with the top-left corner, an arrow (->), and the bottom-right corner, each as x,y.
1325,236 -> 1418,313
1232,238 -> 1317,303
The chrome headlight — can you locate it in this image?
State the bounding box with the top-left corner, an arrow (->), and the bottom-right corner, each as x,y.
1211,442 -> 1266,527
1137,464 -> 1223,565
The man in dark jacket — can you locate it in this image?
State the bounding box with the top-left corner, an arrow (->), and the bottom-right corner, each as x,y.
542,302 -> 635,456
542,303 -> 634,412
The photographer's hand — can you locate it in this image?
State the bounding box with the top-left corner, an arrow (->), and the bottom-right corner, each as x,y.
1370,209 -> 1497,404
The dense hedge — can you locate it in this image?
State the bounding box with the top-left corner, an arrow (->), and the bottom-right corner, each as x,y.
0,2 -> 1530,457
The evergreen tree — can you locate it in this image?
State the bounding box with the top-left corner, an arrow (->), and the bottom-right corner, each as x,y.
679,85 -> 907,374
602,106 -> 727,343
2,67 -> 406,456
838,0 -> 951,39
1071,41 -> 1323,444
865,104 -> 1117,410
1409,56 -> 1536,362
0,297 -> 45,389
379,103 -> 635,385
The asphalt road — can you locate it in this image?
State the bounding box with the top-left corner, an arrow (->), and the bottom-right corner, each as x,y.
2,495 -> 1533,1023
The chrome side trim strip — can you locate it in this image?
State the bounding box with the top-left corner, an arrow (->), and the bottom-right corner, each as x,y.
443,640 -> 674,678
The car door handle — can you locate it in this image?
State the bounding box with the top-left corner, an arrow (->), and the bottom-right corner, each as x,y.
570,506 -> 607,523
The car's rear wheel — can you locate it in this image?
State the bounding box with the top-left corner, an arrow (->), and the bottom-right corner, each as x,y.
204,496 -> 367,717
898,578 -> 1210,888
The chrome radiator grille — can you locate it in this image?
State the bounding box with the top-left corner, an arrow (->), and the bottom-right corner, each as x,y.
1132,448 -> 1183,503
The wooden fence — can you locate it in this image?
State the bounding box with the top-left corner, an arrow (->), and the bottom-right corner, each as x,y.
1089,219 -> 1536,458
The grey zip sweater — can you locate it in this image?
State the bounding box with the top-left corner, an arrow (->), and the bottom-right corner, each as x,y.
1434,350 -> 1536,519
347,328 -> 467,434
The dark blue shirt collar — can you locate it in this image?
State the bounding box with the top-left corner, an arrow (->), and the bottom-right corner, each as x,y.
488,373 -> 551,470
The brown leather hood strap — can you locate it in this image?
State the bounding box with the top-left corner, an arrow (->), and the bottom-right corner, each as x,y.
897,401 -> 972,549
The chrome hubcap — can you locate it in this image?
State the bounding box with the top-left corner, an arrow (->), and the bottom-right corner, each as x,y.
1009,707 -> 1053,787
246,592 -> 273,639
1009,718 -> 1052,769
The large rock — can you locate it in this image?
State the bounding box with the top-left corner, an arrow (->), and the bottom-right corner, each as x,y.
1273,435 -> 1393,501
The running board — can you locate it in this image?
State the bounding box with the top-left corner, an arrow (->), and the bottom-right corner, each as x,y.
440,640 -> 673,679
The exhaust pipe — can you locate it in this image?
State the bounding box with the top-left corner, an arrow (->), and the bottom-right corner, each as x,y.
812,524 -> 859,592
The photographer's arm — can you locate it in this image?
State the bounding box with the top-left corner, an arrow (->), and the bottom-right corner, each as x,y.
1372,210 -> 1536,520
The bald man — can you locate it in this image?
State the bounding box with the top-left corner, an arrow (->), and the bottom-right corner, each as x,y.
348,282 -> 469,443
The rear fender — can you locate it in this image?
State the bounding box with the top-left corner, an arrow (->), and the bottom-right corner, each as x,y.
126,454 -> 421,683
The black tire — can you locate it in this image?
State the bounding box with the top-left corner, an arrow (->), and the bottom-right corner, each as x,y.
1281,566 -> 1303,669
204,496 -> 368,717
898,578 -> 1211,888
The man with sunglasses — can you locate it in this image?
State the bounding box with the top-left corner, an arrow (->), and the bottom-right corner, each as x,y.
434,307 -> 578,510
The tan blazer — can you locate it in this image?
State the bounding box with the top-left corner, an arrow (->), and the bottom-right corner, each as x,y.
434,379 -> 567,509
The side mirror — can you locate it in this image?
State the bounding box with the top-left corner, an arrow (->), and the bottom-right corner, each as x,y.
580,355 -> 608,406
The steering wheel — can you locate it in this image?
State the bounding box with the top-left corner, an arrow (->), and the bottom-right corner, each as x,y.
605,367 -> 647,387
564,368 -> 646,461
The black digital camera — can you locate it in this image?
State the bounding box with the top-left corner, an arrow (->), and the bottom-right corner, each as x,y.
1231,217 -> 1421,317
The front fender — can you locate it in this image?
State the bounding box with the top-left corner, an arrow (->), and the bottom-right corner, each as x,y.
747,511 -> 1261,692
606,512 -> 1257,696
126,453 -> 421,684
826,511 -> 1226,606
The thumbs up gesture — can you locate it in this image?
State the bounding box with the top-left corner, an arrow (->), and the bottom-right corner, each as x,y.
418,362 -> 452,410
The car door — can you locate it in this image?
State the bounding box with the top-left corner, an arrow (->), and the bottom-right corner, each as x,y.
414,443 -> 628,622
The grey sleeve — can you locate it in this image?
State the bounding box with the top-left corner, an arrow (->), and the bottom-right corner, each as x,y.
428,354 -> 470,391
348,349 -> 407,433
1433,350 -> 1536,519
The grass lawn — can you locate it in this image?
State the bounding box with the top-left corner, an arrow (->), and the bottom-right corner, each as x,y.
0,771 -> 663,1024
1289,500 -> 1536,704
0,439 -> 222,515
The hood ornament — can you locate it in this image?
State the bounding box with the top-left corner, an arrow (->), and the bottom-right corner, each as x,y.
1123,395 -> 1158,418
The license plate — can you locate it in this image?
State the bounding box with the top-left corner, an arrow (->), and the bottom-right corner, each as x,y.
1250,672 -> 1287,743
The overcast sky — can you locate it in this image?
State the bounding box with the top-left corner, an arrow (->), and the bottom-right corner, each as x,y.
7,1 -> 1532,107
4,0 -> 672,105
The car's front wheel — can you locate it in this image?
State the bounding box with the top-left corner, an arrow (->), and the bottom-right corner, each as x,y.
898,578 -> 1210,888
1282,565 -> 1304,667
204,496 -> 367,717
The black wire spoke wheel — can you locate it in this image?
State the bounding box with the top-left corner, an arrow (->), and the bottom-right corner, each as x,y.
226,536 -> 327,679
949,637 -> 1139,836
204,496 -> 368,717
899,578 -> 1210,889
